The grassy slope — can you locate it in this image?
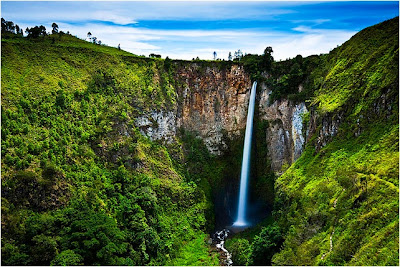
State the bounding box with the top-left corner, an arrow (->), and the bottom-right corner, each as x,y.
273,17 -> 399,265
1,34 -> 219,265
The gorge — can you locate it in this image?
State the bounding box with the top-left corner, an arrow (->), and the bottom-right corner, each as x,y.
1,16 -> 399,266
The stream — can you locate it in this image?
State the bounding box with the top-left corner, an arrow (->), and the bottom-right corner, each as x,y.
214,229 -> 233,266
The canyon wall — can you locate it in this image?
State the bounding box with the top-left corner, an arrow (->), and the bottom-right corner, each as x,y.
135,61 -> 309,172
174,63 -> 252,154
135,62 -> 252,155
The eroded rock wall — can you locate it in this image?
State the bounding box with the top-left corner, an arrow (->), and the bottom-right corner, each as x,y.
175,63 -> 252,154
135,62 -> 252,155
258,82 -> 308,173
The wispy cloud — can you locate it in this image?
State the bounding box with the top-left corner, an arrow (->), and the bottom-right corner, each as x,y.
1,1 -> 295,24
290,19 -> 331,26
91,11 -> 137,25
61,22 -> 356,60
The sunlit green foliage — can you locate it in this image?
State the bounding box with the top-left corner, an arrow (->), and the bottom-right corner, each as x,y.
267,54 -> 321,103
1,33 -> 218,265
273,17 -> 399,266
166,233 -> 219,266
311,17 -> 399,114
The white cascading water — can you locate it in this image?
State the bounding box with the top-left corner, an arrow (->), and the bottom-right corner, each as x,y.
214,229 -> 232,266
233,81 -> 257,227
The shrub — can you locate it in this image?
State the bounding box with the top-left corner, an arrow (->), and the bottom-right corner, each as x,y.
248,223 -> 283,265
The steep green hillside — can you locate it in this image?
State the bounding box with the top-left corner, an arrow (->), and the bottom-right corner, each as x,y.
1,34 -> 220,265
273,17 -> 399,265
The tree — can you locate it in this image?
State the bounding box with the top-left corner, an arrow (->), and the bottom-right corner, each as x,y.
228,52 -> 232,61
248,223 -> 283,265
31,234 -> 59,265
6,21 -> 15,33
25,25 -> 47,38
87,32 -> 92,40
51,23 -> 58,34
1,18 -> 16,34
59,204 -> 129,265
92,37 -> 97,44
234,49 -> 243,61
39,25 -> 47,36
263,46 -> 274,70
14,24 -> 23,36
164,56 -> 171,71
229,239 -> 251,265
1,18 -> 5,33
213,51 -> 217,60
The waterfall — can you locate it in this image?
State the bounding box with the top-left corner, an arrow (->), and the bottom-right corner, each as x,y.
233,81 -> 257,227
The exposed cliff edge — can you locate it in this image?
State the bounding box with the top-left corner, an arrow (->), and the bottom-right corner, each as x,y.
135,63 -> 252,155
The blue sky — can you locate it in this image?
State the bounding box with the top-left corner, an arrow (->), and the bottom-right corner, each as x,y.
2,1 -> 398,60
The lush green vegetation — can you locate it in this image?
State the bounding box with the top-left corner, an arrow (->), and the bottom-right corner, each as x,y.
239,46 -> 320,104
267,54 -> 322,103
166,233 -> 219,266
240,46 -> 274,81
272,17 -> 399,265
1,31 -> 222,265
273,122 -> 398,265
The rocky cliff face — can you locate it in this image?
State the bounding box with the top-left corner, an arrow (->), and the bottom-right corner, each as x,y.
136,62 -> 252,155
135,61 -> 309,172
258,82 -> 308,173
175,63 -> 253,154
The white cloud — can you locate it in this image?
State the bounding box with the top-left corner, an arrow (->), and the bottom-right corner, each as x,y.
54,21 -> 356,61
270,30 -> 356,60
